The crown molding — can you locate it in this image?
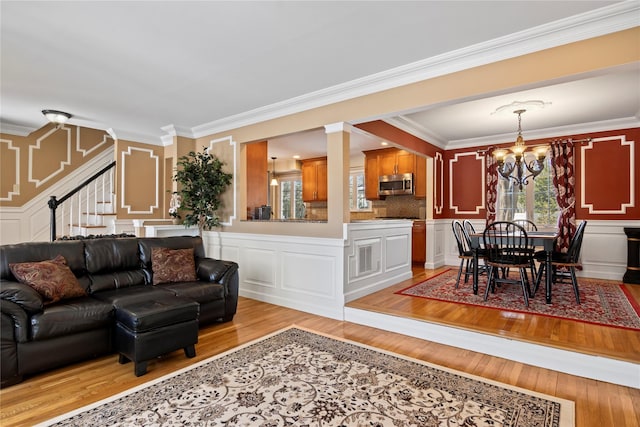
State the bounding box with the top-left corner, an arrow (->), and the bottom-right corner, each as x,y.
383,116 -> 448,149
0,122 -> 35,136
190,2 -> 639,139
444,116 -> 640,150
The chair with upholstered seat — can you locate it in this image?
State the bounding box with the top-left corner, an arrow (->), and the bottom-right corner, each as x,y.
533,221 -> 587,304
483,221 -> 533,306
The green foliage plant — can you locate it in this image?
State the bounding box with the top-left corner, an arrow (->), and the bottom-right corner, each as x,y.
173,148 -> 232,235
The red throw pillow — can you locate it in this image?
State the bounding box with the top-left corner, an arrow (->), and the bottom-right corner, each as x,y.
9,254 -> 87,305
151,247 -> 197,285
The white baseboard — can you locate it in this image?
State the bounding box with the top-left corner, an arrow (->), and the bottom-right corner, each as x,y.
344,306 -> 639,389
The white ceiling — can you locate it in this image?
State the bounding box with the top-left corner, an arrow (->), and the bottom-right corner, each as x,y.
1,1 -> 638,158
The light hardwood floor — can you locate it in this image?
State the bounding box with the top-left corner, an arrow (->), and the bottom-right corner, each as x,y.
1,267 -> 639,427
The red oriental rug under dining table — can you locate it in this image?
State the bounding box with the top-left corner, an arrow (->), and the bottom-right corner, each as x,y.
397,269 -> 640,331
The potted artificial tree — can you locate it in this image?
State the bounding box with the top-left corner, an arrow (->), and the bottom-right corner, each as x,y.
173,148 -> 233,235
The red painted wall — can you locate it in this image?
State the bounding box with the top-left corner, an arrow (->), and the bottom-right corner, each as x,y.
445,127 -> 639,221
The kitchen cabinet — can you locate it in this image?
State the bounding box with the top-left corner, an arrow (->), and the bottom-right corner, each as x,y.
246,141 -> 268,213
412,220 -> 426,264
363,148 -> 419,200
364,154 -> 379,200
378,149 -> 414,175
414,155 -> 426,198
301,157 -> 327,202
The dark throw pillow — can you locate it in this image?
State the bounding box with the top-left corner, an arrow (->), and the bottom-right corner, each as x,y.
9,254 -> 87,305
151,247 -> 197,285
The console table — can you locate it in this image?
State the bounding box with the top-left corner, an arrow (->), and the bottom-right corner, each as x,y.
623,227 -> 640,284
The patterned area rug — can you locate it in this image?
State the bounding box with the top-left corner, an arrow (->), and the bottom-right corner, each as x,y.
398,269 -> 640,330
38,326 -> 574,427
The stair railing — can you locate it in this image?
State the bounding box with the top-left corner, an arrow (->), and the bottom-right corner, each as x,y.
48,161 -> 116,241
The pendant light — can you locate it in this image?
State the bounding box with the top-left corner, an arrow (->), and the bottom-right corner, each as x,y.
270,157 -> 278,186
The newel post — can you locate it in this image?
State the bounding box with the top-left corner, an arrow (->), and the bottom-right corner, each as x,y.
48,196 -> 58,241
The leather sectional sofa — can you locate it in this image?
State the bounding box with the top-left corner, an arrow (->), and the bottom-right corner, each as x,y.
0,235 -> 239,387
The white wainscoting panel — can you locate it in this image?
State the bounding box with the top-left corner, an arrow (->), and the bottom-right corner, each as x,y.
344,221 -> 413,303
204,231 -> 345,320
242,247 -> 277,288
441,219 -> 639,281
385,233 -> 411,271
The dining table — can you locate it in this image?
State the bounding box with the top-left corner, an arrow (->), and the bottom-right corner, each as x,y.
468,230 -> 558,304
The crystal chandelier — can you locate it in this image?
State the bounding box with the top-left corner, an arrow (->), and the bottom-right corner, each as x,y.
493,109 -> 549,191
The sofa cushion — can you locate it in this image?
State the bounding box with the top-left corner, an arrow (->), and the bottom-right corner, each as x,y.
157,281 -> 224,304
30,298 -> 113,341
1,240 -> 86,281
9,255 -> 87,305
151,247 -> 197,285
84,238 -> 146,292
90,285 -> 172,309
138,236 -> 206,269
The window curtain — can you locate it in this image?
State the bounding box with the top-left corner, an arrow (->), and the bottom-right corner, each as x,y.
485,148 -> 498,225
550,140 -> 576,252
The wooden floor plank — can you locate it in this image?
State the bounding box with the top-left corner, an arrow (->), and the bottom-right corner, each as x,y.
1,267 -> 639,427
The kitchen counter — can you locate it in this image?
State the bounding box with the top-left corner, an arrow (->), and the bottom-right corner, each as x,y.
242,219 -> 328,223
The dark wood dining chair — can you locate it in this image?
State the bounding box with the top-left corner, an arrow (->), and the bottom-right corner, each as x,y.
513,219 -> 538,232
533,221 -> 587,304
483,221 -> 533,306
462,219 -> 477,237
452,220 -> 474,288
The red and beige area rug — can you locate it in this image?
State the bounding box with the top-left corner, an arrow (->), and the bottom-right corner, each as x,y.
38,326 -> 574,427
397,269 -> 640,330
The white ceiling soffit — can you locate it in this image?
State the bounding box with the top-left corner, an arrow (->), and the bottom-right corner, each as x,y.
1,1 -> 638,145
190,2 -> 638,139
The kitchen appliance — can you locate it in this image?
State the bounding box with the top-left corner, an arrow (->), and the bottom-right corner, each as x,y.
378,173 -> 414,196
254,205 -> 272,220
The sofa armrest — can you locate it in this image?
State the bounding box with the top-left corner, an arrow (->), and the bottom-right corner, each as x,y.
1,280 -> 43,313
196,258 -> 238,284
0,299 -> 30,343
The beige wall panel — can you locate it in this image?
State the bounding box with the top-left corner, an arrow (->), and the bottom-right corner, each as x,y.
1,124 -> 113,207
118,140 -> 161,217
77,127 -> 112,156
0,138 -> 19,201
207,136 -> 235,224
30,125 -> 72,186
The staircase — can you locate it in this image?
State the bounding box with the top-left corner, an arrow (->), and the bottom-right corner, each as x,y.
50,161 -> 118,240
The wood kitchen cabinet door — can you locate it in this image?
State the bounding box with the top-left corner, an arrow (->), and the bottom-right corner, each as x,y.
364,154 -> 379,200
412,220 -> 426,263
396,150 -> 415,174
378,151 -> 397,175
301,157 -> 327,202
414,155 -> 427,198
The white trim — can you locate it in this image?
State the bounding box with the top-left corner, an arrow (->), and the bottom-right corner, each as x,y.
208,136 -> 237,226
581,135 -> 635,214
29,125 -> 72,188
449,152 -> 485,215
189,2 -> 638,140
344,307 -> 640,389
120,146 -> 159,214
76,126 -> 111,157
0,139 -> 20,201
324,122 -> 353,134
434,152 -> 443,215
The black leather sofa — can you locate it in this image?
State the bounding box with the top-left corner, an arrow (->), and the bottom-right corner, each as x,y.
0,235 -> 239,387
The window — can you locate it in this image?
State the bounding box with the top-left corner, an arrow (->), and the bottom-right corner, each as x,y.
349,171 -> 371,212
279,176 -> 305,219
496,157 -> 559,228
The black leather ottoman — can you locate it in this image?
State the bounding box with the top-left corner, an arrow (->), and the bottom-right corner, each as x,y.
114,296 -> 199,376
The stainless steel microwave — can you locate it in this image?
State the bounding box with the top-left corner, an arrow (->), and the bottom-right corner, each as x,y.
378,173 -> 414,196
